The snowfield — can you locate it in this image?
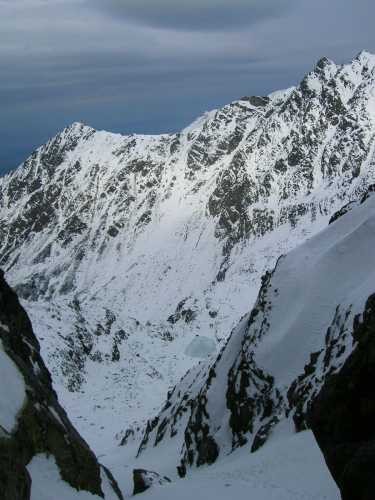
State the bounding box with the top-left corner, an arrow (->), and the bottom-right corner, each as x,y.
139,431 -> 339,500
103,427 -> 339,499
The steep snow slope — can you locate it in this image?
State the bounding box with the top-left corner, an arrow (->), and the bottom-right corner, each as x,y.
1,51 -> 375,451
135,186 -> 375,474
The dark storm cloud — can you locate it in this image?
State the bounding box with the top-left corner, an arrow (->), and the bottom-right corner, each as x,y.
1,0 -> 375,174
92,0 -> 294,31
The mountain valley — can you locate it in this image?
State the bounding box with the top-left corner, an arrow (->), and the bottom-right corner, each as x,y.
2,51 -> 375,499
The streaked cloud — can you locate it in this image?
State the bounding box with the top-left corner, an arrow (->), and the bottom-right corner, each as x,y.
92,0 -> 294,31
0,0 -> 374,173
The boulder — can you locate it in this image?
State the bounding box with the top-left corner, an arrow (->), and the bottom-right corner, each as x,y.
133,468 -> 171,495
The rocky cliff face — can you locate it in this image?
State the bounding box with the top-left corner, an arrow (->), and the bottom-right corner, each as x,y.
1,51 -> 375,449
0,271 -> 123,499
136,187 -> 375,476
309,294 -> 375,500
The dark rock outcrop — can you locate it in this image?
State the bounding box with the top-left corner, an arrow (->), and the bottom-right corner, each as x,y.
0,270 -> 123,499
133,469 -> 171,495
309,294 -> 375,500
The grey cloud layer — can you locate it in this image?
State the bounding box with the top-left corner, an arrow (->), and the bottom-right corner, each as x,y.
92,0 -> 294,30
1,0 -> 374,174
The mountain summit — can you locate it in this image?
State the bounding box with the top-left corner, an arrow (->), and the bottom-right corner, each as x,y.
1,52 -> 375,451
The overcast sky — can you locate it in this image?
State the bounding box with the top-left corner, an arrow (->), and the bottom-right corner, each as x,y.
1,0 -> 374,174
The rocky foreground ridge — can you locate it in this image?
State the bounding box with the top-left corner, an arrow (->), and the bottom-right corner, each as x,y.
0,271 -> 123,499
309,292 -> 375,500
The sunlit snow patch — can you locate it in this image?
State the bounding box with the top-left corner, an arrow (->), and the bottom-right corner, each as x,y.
27,454 -> 108,500
0,338 -> 26,434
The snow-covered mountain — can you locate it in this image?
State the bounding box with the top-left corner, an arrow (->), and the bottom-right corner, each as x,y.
1,51 -> 375,451
134,183 -> 375,482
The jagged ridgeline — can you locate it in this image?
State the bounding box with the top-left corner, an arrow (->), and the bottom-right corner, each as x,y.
1,51 -> 375,447
0,271 -> 123,499
136,186 -> 375,475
